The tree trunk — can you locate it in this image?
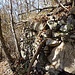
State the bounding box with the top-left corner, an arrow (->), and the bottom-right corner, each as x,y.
0,16 -> 12,63
10,0 -> 20,59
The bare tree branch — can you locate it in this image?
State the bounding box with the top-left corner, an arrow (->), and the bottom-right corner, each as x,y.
55,0 -> 69,11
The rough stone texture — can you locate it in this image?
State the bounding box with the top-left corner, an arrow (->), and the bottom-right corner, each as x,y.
48,42 -> 75,74
0,60 -> 14,75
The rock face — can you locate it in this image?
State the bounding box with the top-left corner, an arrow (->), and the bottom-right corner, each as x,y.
20,12 -> 75,74
48,42 -> 75,74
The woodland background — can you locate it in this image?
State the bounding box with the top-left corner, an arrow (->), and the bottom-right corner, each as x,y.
0,0 -> 75,75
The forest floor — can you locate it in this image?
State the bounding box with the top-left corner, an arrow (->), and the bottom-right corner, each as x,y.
0,60 -> 14,75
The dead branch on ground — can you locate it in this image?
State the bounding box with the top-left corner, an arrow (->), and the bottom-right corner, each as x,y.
27,39 -> 47,75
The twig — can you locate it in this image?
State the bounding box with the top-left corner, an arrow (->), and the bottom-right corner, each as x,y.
55,0 -> 69,11
18,6 -> 57,16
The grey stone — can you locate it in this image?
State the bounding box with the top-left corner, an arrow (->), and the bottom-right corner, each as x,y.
48,42 -> 75,74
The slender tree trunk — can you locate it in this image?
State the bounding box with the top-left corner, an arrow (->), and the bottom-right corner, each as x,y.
25,0 -> 29,13
29,0 -> 31,11
10,0 -> 20,59
38,0 -> 39,12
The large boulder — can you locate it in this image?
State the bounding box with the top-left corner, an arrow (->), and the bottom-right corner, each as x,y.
48,42 -> 75,74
